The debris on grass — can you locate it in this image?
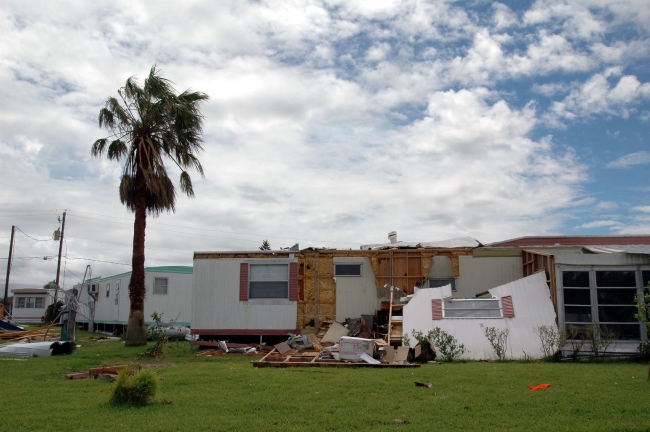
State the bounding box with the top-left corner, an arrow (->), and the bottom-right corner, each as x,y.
528,383 -> 551,391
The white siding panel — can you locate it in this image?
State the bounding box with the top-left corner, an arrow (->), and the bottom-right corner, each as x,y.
403,272 -> 556,360
427,256 -> 454,278
457,256 -> 522,298
334,257 -> 380,321
192,259 -> 297,330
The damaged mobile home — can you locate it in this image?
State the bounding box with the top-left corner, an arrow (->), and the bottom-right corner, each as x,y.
190,233 -> 649,359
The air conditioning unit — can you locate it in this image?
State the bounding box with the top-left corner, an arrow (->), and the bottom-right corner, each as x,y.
88,284 -> 99,294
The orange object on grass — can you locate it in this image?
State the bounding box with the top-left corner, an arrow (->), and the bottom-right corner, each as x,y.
528,383 -> 551,390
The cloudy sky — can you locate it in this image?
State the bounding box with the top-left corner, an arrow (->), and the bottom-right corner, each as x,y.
1,0 -> 649,291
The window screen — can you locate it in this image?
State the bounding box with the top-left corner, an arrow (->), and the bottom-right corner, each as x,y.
26,297 -> 35,308
334,264 -> 362,276
443,299 -> 501,318
17,297 -> 25,308
153,278 -> 168,294
35,297 -> 44,308
249,264 -> 288,299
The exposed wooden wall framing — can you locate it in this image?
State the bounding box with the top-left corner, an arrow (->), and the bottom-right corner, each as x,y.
522,249 -> 557,312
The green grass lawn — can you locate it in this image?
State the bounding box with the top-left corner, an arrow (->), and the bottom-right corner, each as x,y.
1,333 -> 649,431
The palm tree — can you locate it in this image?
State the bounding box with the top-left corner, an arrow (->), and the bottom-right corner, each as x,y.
91,66 -> 209,346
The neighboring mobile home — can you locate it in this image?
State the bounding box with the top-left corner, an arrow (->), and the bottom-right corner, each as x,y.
76,266 -> 192,334
11,288 -> 57,323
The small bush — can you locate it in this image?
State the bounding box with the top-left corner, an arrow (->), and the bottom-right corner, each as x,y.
484,326 -> 509,361
428,328 -> 466,362
109,368 -> 159,407
535,325 -> 565,360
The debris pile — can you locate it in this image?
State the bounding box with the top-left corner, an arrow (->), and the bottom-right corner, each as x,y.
66,365 -> 130,381
195,341 -> 273,357
0,325 -> 59,343
253,316 -> 419,368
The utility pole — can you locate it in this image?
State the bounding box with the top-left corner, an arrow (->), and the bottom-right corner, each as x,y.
54,211 -> 66,301
3,225 -> 15,314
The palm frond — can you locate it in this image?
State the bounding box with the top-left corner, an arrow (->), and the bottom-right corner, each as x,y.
91,138 -> 108,157
179,171 -> 195,197
107,140 -> 128,161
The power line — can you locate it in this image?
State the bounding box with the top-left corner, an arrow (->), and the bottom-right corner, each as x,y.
65,257 -> 131,266
15,227 -> 52,242
65,209 -> 358,245
66,235 -> 189,255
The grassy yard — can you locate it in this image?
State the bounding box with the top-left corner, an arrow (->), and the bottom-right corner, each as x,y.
1,333 -> 649,431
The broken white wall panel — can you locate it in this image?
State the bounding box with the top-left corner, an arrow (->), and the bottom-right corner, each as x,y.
403,272 -> 556,360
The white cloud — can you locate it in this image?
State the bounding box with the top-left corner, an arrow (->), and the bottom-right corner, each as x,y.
632,206 -> 650,213
595,201 -> 618,211
607,151 -> 650,168
1,0 -> 649,289
576,220 -> 621,229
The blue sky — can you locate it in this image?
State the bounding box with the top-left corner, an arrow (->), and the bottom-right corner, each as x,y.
0,0 -> 649,289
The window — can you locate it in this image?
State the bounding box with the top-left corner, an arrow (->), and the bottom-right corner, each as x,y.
153,278 -> 168,294
17,297 -> 25,308
26,297 -> 35,308
334,264 -> 362,277
429,278 -> 457,292
249,264 -> 288,299
561,269 -> 642,340
443,299 -> 501,318
34,297 -> 44,308
595,271 -> 639,340
115,282 -> 120,305
106,283 -> 110,298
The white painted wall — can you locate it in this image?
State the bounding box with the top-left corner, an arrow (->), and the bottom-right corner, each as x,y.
77,269 -> 193,326
403,272 -> 556,360
192,258 -> 298,331
457,256 -> 523,298
334,257 -> 380,321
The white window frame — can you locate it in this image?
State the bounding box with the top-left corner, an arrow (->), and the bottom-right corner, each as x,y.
17,297 -> 25,308
106,283 -> 111,298
559,267 -> 647,342
26,297 -> 35,308
34,297 -> 44,308
249,263 -> 289,299
334,263 -> 363,277
153,277 -> 168,295
443,298 -> 502,318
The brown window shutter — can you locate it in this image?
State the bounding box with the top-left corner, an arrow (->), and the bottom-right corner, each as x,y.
289,262 -> 298,301
431,299 -> 443,320
240,263 -> 249,301
501,295 -> 515,318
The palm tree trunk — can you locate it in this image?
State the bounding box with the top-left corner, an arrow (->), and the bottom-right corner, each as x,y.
125,169 -> 148,346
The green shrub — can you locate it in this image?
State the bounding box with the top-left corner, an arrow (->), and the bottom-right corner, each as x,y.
484,326 -> 509,361
428,327 -> 466,362
109,368 -> 159,406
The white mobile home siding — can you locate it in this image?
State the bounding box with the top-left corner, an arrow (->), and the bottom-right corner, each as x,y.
457,256 -> 523,298
77,267 -> 193,327
334,257 -> 380,321
192,258 -> 298,331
